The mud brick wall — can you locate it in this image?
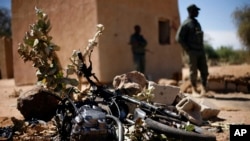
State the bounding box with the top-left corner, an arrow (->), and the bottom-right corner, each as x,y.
12,0 -> 182,85
0,37 -> 13,79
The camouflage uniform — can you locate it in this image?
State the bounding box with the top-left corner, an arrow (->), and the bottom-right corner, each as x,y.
129,25 -> 147,74
176,16 -> 209,89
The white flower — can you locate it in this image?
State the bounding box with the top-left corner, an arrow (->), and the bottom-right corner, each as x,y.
71,50 -> 78,58
97,24 -> 104,31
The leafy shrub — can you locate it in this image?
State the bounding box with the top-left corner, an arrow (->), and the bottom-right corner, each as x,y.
17,8 -> 78,94
204,44 -> 219,60
216,46 -> 243,64
204,44 -> 250,65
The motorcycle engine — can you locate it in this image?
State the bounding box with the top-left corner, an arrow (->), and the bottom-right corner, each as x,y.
70,105 -> 109,141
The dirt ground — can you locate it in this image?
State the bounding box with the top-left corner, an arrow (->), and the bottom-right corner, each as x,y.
0,64 -> 250,141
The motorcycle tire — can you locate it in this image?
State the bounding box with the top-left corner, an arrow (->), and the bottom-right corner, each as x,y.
145,118 -> 216,141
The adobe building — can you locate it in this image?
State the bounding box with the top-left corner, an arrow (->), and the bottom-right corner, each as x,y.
12,0 -> 183,85
0,37 -> 13,79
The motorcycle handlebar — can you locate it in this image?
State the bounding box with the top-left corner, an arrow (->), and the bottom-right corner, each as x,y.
77,51 -> 84,63
120,95 -> 181,119
76,50 -> 181,119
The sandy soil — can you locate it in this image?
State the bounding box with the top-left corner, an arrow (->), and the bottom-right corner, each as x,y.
0,80 -> 33,119
0,64 -> 250,141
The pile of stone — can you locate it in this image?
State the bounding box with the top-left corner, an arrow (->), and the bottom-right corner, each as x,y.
113,71 -> 220,126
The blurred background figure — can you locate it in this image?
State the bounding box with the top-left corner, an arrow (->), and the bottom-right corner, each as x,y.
176,4 -> 209,97
129,25 -> 147,74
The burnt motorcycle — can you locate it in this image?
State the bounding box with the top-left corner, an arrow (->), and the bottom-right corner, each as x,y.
53,49 -> 216,141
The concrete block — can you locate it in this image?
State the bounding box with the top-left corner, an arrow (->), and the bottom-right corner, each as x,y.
176,97 -> 203,125
196,99 -> 220,120
149,81 -> 180,105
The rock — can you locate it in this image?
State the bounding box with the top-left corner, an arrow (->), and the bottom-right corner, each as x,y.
0,117 -> 14,128
157,78 -> 178,86
17,86 -> 60,121
112,71 -> 148,96
148,81 -> 180,105
179,80 -> 192,93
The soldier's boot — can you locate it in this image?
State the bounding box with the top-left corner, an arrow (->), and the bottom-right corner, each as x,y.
191,86 -> 200,97
200,85 -> 214,98
200,85 -> 207,96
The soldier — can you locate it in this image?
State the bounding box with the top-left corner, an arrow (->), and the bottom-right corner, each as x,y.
176,4 -> 209,97
129,25 -> 147,74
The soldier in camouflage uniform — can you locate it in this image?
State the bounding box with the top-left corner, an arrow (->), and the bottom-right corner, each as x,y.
176,4 -> 209,96
129,25 -> 147,74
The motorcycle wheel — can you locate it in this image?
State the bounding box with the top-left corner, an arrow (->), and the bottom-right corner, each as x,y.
145,118 -> 216,141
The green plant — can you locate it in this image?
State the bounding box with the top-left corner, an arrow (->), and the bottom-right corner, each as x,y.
216,46 -> 243,64
204,44 -> 219,60
232,4 -> 250,51
18,7 -> 78,94
17,7 -> 104,96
